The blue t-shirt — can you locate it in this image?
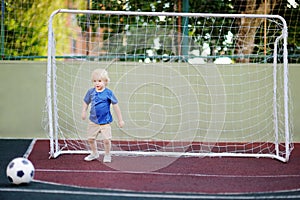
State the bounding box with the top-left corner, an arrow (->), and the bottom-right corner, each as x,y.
83,88 -> 118,125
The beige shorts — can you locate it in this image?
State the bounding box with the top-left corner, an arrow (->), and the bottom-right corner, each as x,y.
87,122 -> 112,140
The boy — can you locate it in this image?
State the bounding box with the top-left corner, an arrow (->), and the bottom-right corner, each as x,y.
81,68 -> 124,163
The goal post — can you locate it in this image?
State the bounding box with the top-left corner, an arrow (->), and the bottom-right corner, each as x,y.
46,9 -> 293,162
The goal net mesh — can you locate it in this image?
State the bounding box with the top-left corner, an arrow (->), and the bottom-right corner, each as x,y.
46,10 -> 293,162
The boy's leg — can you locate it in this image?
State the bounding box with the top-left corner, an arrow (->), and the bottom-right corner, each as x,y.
88,138 -> 98,155
84,122 -> 100,161
101,124 -> 112,162
84,138 -> 99,161
103,139 -> 111,155
103,139 -> 112,163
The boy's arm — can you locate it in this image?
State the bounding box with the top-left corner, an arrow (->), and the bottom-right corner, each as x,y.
81,102 -> 88,120
112,103 -> 125,128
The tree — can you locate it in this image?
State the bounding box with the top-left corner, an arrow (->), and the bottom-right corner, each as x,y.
2,0 -> 86,59
3,0 -> 294,60
76,0 -> 177,39
77,0 -> 232,57
233,0 -> 278,63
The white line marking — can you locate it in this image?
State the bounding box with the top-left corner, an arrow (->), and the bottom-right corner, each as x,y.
1,187 -> 300,199
35,168 -> 300,178
23,138 -> 37,158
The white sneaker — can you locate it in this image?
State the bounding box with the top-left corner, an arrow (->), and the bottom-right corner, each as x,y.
103,154 -> 111,163
84,153 -> 99,161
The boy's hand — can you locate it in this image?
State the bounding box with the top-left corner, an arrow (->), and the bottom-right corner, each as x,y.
118,120 -> 125,128
81,110 -> 87,120
82,102 -> 88,120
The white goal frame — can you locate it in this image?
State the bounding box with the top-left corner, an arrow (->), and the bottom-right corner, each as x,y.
47,9 -> 292,162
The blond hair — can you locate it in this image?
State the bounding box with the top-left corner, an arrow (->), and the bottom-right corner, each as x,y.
91,69 -> 110,86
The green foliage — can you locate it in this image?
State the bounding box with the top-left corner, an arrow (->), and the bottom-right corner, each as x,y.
76,0 -> 239,58
189,0 -> 237,13
273,2 -> 300,45
1,0 -> 299,59
76,0 -> 177,36
2,0 -> 86,59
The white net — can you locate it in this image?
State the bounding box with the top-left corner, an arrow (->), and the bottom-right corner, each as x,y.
46,10 -> 293,162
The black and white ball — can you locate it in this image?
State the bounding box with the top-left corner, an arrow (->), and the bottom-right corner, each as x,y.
6,157 -> 35,185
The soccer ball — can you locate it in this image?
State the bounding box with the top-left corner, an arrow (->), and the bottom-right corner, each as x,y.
6,157 -> 35,185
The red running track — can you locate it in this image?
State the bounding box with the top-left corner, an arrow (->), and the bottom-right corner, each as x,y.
28,140 -> 300,194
